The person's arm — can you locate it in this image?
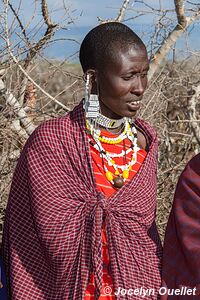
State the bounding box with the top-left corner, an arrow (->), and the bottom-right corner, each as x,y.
162,154 -> 200,298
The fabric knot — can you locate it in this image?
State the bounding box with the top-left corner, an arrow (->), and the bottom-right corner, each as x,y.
96,191 -> 107,210
91,200 -> 104,298
97,199 -> 106,211
88,192 -> 107,220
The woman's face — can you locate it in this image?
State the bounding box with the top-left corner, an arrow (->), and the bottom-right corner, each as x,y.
96,45 -> 149,119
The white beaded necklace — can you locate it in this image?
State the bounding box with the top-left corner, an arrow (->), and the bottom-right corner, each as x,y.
96,113 -> 125,129
87,119 -> 139,187
87,118 -> 129,144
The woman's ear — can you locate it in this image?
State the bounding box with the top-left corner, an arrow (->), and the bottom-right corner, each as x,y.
84,69 -> 97,84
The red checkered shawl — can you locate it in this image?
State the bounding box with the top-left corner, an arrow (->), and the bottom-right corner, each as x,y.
2,100 -> 162,300
161,153 -> 200,299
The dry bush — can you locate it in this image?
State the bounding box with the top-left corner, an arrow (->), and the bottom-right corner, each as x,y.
0,61 -> 84,240
142,56 -> 200,239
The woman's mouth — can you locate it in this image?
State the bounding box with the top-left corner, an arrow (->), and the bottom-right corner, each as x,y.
126,100 -> 141,111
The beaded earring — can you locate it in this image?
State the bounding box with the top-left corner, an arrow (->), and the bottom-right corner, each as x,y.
83,73 -> 99,119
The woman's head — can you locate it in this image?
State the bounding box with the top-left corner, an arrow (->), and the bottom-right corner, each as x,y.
80,22 -> 146,72
79,22 -> 149,119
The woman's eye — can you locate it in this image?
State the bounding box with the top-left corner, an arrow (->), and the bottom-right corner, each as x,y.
141,72 -> 148,78
122,75 -> 134,81
122,72 -> 147,81
123,77 -> 132,81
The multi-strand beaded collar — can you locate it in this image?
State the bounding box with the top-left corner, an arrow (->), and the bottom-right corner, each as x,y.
86,116 -> 139,189
95,113 -> 125,129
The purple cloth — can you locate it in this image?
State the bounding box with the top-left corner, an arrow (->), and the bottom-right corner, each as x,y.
162,153 -> 200,299
2,100 -> 162,299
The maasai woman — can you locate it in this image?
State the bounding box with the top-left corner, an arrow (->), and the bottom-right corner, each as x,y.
2,22 -> 162,300
161,153 -> 200,299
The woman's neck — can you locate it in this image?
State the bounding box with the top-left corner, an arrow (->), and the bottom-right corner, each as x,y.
99,99 -> 122,120
98,124 -> 124,134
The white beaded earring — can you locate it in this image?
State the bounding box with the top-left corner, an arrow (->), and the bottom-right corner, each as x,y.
83,73 -> 99,119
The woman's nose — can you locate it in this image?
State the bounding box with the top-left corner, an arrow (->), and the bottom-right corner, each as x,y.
130,76 -> 146,95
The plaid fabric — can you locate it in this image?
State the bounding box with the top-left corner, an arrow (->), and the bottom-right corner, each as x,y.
85,224 -> 116,299
161,153 -> 200,299
85,132 -> 147,299
2,100 -> 162,300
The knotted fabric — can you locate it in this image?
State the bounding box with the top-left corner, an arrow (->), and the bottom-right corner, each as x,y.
2,100 -> 162,299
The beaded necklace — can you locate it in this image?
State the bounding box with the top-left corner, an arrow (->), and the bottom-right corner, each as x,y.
96,113 -> 125,129
86,119 -> 139,188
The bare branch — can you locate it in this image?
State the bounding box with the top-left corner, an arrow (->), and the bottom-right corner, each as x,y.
10,52 -> 70,111
0,77 -> 36,137
8,2 -> 30,45
24,1 -> 58,68
174,0 -> 187,27
148,8 -> 200,80
116,0 -> 130,22
3,1 -> 70,112
188,85 -> 200,147
17,0 -> 59,105
98,0 -> 130,23
42,0 -> 54,27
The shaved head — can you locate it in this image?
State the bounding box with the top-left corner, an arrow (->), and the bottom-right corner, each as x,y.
79,22 -> 147,73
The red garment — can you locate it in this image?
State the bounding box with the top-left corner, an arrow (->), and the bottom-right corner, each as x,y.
88,129 -> 148,198
2,100 -> 162,300
85,130 -> 147,299
85,223 -> 115,300
161,153 -> 200,299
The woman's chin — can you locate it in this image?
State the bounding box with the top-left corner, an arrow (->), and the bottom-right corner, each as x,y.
123,110 -> 138,118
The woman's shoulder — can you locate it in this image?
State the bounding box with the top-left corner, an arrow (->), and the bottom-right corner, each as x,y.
134,118 -> 157,151
33,100 -> 84,140
186,153 -> 200,171
173,153 -> 200,205
21,114 -> 73,155
181,153 -> 200,179
37,114 -> 70,133
135,118 -> 157,135
31,115 -> 70,142
20,101 -> 84,155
